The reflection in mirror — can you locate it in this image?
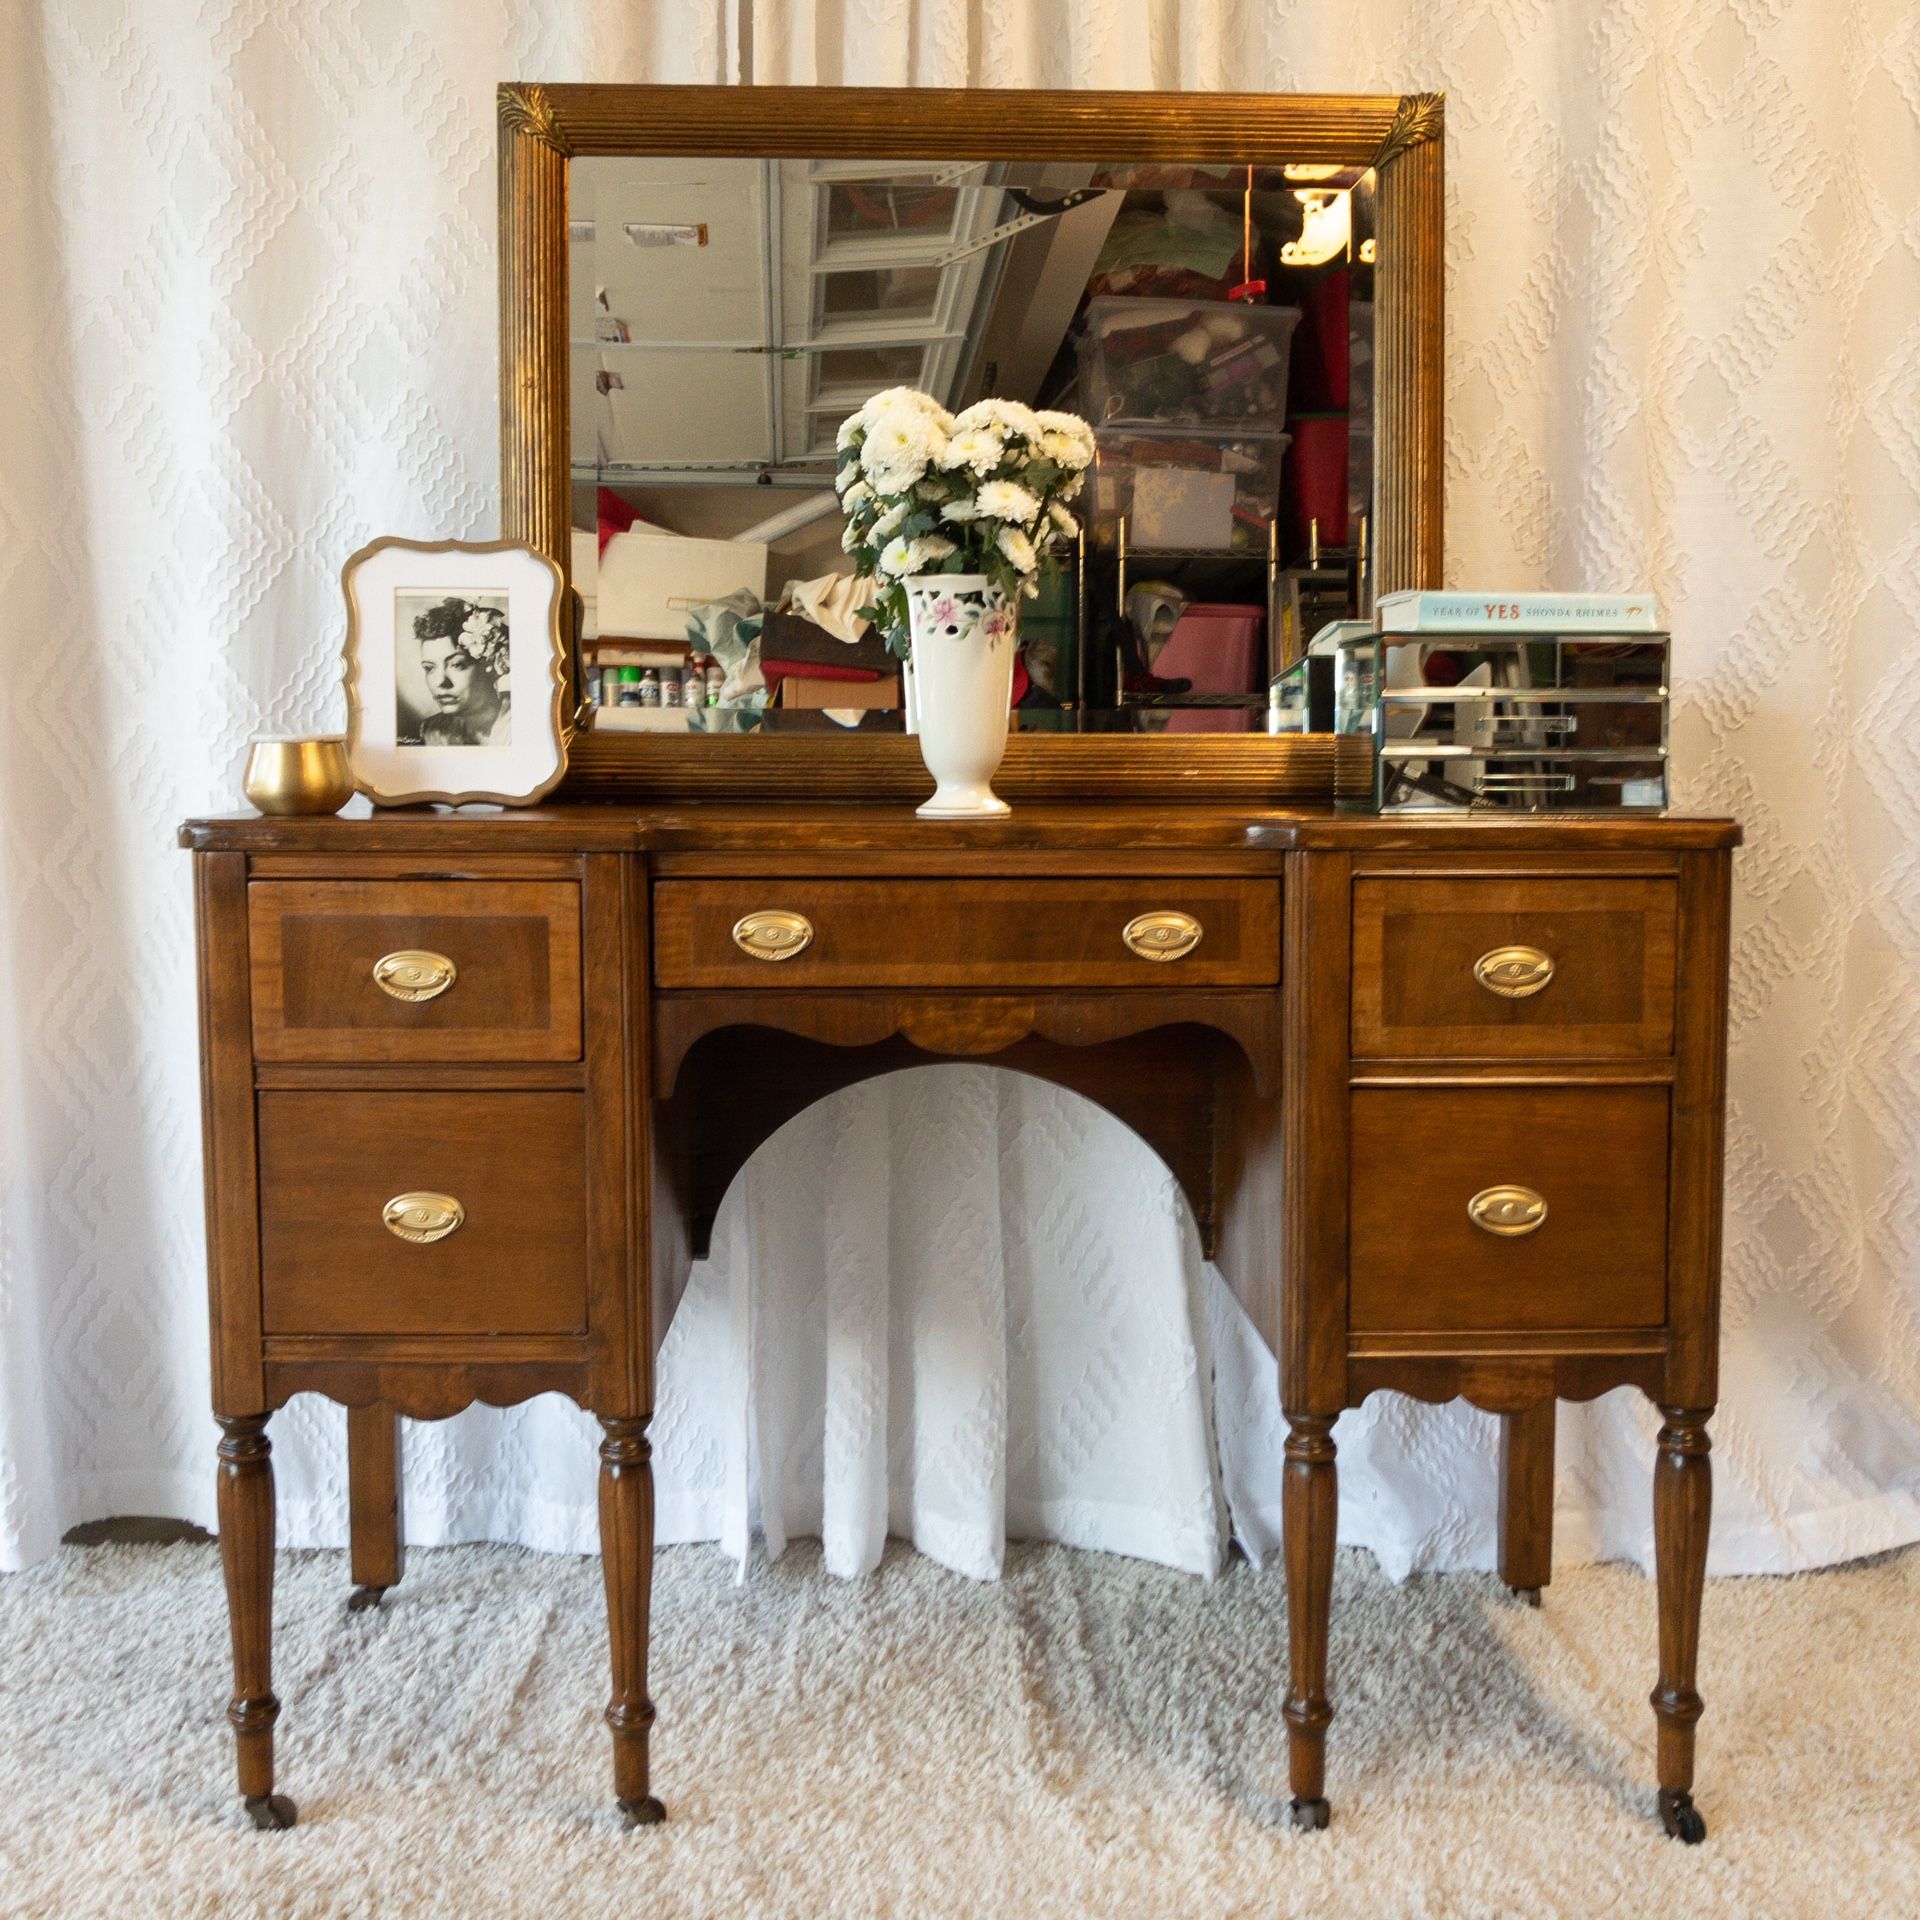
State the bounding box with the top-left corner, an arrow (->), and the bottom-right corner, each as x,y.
570,157 -> 1376,739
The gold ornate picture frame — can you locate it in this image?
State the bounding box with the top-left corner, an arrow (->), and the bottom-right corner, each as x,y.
499,84 -> 1444,803
341,536 -> 568,807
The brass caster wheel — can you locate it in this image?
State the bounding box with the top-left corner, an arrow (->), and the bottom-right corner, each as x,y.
347,1585 -> 386,1613
1288,1796 -> 1330,1832
1658,1789 -> 1706,1844
618,1795 -> 666,1828
245,1793 -> 298,1831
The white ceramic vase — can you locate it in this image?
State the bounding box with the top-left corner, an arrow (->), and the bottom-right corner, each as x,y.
904,573 -> 1017,818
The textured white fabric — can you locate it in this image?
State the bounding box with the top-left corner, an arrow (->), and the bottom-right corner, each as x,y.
4,3 -> 1919,1582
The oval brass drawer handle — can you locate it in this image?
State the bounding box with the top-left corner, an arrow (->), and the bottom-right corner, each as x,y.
1123,910 -> 1204,962
373,949 -> 457,1002
382,1191 -> 465,1244
1468,1184 -> 1549,1237
731,909 -> 814,962
1473,945 -> 1554,999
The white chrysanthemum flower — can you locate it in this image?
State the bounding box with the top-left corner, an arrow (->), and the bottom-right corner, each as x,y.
939,425 -> 1005,479
878,533 -> 946,579
841,521 -> 864,553
955,397 -> 1043,442
940,499 -> 980,523
862,385 -> 948,425
1062,470 -> 1085,502
871,500 -> 910,541
1049,502 -> 1080,539
1035,409 -> 1095,467
863,449 -> 931,496
840,479 -> 874,512
918,534 -> 957,563
996,524 -> 1037,573
975,479 -> 1042,525
860,400 -> 948,494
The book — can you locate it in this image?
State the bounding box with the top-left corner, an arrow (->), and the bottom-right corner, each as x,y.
590,640 -> 691,668
591,705 -> 692,734
778,673 -> 901,711
1376,591 -> 1660,634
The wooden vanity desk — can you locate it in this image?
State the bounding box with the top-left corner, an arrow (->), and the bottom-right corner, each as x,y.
182,798 -> 1738,1843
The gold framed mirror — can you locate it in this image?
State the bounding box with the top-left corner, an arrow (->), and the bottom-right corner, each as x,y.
499,84 -> 1442,802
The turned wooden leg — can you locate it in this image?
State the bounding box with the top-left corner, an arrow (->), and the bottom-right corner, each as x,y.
1651,1405 -> 1713,1843
347,1405 -> 405,1612
1282,1412 -> 1337,1831
599,1416 -> 664,1827
215,1414 -> 296,1831
1498,1401 -> 1556,1604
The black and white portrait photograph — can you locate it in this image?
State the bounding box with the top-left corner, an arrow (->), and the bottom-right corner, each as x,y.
394,591 -> 513,747
341,537 -> 565,806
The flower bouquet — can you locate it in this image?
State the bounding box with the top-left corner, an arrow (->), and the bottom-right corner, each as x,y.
835,388 -> 1094,817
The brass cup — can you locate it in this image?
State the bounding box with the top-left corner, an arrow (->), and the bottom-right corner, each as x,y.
243,736 -> 354,816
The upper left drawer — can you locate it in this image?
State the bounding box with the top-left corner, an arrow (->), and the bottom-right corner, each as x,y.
248,879 -> 582,1062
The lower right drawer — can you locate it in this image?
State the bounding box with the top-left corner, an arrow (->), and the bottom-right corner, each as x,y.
1349,1085 -> 1669,1332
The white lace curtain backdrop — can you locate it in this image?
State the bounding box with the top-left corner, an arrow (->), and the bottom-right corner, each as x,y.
3,1 -> 1917,1581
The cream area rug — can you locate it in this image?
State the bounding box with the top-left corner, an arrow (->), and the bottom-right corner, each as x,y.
1,1540 -> 1914,1918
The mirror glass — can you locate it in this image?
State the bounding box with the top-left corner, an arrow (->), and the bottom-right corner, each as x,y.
569,155 -> 1376,737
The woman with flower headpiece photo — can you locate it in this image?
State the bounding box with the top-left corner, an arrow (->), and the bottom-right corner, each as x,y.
395,592 -> 513,746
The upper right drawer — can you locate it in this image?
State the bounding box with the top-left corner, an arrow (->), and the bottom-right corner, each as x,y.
1351,873 -> 1677,1060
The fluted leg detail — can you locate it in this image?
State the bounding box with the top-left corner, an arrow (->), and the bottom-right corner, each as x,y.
1282,1412 -> 1337,1830
1651,1405 -> 1712,1843
216,1413 -> 295,1830
599,1416 -> 664,1827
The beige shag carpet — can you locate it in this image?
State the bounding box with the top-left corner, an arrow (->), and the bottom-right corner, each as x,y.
1,1538 -> 1915,1918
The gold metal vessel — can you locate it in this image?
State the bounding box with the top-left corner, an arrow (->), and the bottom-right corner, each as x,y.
242,736 -> 354,816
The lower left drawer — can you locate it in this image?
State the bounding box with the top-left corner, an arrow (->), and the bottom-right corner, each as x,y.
258,1091 -> 588,1336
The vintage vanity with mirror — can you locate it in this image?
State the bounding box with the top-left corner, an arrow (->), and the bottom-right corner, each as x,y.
183,83 -> 1737,1846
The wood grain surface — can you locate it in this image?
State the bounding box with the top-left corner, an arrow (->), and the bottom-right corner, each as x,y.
1352,874 -> 1676,1060
256,1090 -> 588,1336
249,879 -> 581,1062
652,878 -> 1281,989
1348,1084 -> 1670,1333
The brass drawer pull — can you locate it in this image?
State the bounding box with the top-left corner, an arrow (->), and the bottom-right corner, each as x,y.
1473,945 -> 1554,999
1123,910 -> 1204,962
373,949 -> 457,1002
382,1191 -> 465,1244
1468,1184 -> 1548,1237
731,909 -> 814,962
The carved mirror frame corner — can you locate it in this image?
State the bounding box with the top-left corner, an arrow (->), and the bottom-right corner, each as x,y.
498,82 -> 1443,803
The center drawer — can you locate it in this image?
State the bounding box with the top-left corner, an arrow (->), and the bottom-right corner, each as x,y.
652,879 -> 1281,989
257,1090 -> 588,1336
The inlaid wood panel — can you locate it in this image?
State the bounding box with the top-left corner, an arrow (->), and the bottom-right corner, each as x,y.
249,879 -> 581,1062
1351,875 -> 1676,1060
652,879 -> 1281,989
257,1091 -> 588,1336
1348,1085 -> 1670,1332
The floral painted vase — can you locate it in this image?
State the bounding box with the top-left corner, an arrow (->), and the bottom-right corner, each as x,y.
903,574 -> 1017,818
